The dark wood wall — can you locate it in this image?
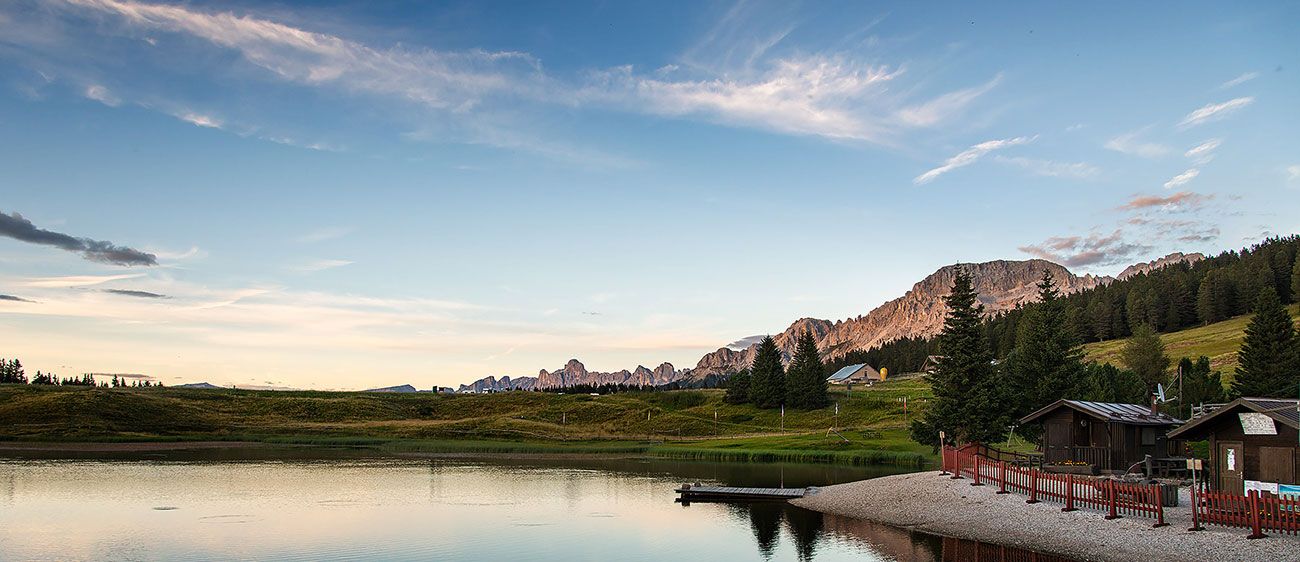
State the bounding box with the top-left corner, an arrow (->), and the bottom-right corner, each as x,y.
1201,413 -> 1299,492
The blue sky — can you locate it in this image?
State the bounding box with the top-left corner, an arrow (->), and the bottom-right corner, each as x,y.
0,0 -> 1297,389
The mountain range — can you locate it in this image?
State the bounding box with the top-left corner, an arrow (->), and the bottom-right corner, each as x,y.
457,253 -> 1203,392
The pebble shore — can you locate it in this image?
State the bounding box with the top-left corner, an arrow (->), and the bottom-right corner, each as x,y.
791,471 -> 1300,561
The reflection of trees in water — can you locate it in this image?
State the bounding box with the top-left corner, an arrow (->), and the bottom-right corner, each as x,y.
746,503 -> 785,559
782,506 -> 823,561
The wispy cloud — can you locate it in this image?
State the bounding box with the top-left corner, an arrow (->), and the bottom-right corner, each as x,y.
1018,230 -> 1150,268
103,288 -> 169,299
1220,72 -> 1258,90
1184,139 -> 1222,165
1104,129 -> 1170,158
895,74 -> 1002,128
1162,168 -> 1200,190
1179,97 -> 1253,128
913,136 -> 1035,185
289,259 -> 354,272
0,211 -> 157,266
994,156 -> 1099,179
23,273 -> 145,288
1288,165 -> 1300,185
83,83 -> 119,106
173,110 -> 223,129
1118,191 -> 1212,211
0,294 -> 37,303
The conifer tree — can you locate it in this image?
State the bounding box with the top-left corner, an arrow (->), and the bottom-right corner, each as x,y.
911,266 -> 1007,445
1231,287 -> 1300,398
1292,257 -> 1300,307
1177,356 -> 1225,418
785,328 -> 828,409
1005,270 -> 1085,425
1121,323 -> 1169,395
748,336 -> 786,409
724,369 -> 751,404
1076,363 -> 1147,404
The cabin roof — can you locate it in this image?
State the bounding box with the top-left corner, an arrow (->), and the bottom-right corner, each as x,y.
1168,397 -> 1300,439
826,363 -> 879,382
1020,399 -> 1183,427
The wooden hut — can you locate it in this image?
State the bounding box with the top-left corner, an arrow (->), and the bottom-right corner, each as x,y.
1167,397 -> 1299,494
1019,399 -> 1184,473
825,363 -> 883,385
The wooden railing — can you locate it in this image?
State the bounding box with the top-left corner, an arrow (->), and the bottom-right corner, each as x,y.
1194,488 -> 1300,538
1069,446 -> 1112,471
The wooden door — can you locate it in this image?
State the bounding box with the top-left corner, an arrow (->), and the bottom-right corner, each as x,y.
1044,421 -> 1069,464
1218,441 -> 1244,493
1260,447 -> 1296,485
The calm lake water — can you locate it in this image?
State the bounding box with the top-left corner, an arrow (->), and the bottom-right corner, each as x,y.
0,448 -> 1066,561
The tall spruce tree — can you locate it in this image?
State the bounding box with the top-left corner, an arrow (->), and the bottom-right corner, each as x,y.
1231,287 -> 1300,398
1292,257 -> 1300,306
1177,356 -> 1225,418
748,336 -> 786,409
910,265 -> 1007,445
785,328 -> 829,409
1005,270 -> 1085,425
1121,323 -> 1169,396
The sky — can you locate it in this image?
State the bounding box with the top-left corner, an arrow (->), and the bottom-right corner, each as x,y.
0,0 -> 1297,390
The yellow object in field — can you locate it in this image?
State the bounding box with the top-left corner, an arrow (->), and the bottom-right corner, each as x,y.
880,367 -> 887,380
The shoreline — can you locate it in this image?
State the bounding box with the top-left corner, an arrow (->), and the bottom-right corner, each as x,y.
791,471 -> 1299,561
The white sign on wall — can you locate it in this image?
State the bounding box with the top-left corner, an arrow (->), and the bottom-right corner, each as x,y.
1227,448 -> 1237,471
1239,413 -> 1277,435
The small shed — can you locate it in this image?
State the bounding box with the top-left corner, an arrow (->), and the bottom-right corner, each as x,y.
1167,397 -> 1299,494
1020,399 -> 1184,472
826,363 -> 883,385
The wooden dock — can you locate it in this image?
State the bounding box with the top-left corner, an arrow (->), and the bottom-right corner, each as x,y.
675,484 -> 814,503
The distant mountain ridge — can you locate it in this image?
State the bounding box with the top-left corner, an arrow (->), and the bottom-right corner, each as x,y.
457,253 -> 1201,391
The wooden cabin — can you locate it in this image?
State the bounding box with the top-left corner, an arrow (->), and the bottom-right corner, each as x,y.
825,363 -> 884,385
1167,397 -> 1299,494
1020,399 -> 1184,473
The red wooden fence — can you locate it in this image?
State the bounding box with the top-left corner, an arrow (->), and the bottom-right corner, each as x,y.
1194,488 -> 1300,538
941,445 -> 1166,527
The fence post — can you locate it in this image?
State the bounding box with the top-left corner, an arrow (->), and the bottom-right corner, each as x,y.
997,461 -> 1008,494
1026,469 -> 1039,504
971,455 -> 984,486
1062,474 -> 1077,512
1105,480 -> 1121,520
1188,477 -> 1204,531
1247,490 -> 1267,539
1152,484 -> 1168,528
939,446 -> 950,476
950,448 -> 964,480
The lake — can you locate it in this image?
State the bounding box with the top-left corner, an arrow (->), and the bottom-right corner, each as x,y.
0,447 -> 1065,561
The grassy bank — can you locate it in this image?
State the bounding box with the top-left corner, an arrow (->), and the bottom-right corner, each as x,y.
0,378 -> 934,467
1083,304 -> 1299,378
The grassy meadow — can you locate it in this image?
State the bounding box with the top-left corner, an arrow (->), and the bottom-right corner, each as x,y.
0,377 -> 934,467
1083,304 -> 1299,380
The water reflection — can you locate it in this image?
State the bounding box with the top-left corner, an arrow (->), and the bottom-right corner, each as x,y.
0,448 -> 1070,561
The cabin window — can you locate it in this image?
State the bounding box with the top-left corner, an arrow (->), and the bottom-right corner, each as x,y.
1141,427 -> 1155,446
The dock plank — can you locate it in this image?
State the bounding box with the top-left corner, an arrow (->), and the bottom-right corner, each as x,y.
674,484 -> 813,502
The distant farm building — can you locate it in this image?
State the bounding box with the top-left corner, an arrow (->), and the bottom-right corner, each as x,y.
921,355 -> 944,374
826,363 -> 885,385
1020,399 -> 1184,473
1168,397 -> 1299,494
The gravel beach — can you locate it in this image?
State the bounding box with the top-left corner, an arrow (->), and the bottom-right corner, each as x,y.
791,471 -> 1300,561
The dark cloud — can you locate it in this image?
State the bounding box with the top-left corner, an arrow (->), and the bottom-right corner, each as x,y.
0,294 -> 36,303
103,289 -> 169,299
1019,229 -> 1152,268
0,211 -> 157,266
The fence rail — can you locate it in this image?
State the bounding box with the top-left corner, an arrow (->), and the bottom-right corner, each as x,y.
1194,488 -> 1300,538
941,445 -> 1166,527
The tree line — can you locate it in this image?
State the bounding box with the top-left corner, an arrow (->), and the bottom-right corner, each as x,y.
914,260 -> 1298,447
723,328 -> 829,410
0,358 -> 163,388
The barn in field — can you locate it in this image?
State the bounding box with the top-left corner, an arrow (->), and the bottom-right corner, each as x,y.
1167,397 -> 1299,494
825,363 -> 884,385
1019,399 -> 1184,473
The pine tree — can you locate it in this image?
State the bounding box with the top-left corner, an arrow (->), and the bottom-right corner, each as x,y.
1231,287 -> 1300,398
911,265 -> 1007,446
748,336 -> 786,409
1292,257 -> 1300,307
1177,356 -> 1226,418
1005,270 -> 1086,425
1076,363 -> 1147,404
1121,323 -> 1169,396
724,370 -> 751,404
785,328 -> 828,409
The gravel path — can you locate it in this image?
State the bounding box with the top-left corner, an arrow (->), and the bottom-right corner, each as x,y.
791,471 -> 1300,561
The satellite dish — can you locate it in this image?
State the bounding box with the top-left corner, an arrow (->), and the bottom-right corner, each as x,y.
1155,383 -> 1167,404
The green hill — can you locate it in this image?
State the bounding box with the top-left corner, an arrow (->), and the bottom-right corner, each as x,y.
1083,304 -> 1299,380
0,378 -> 935,466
